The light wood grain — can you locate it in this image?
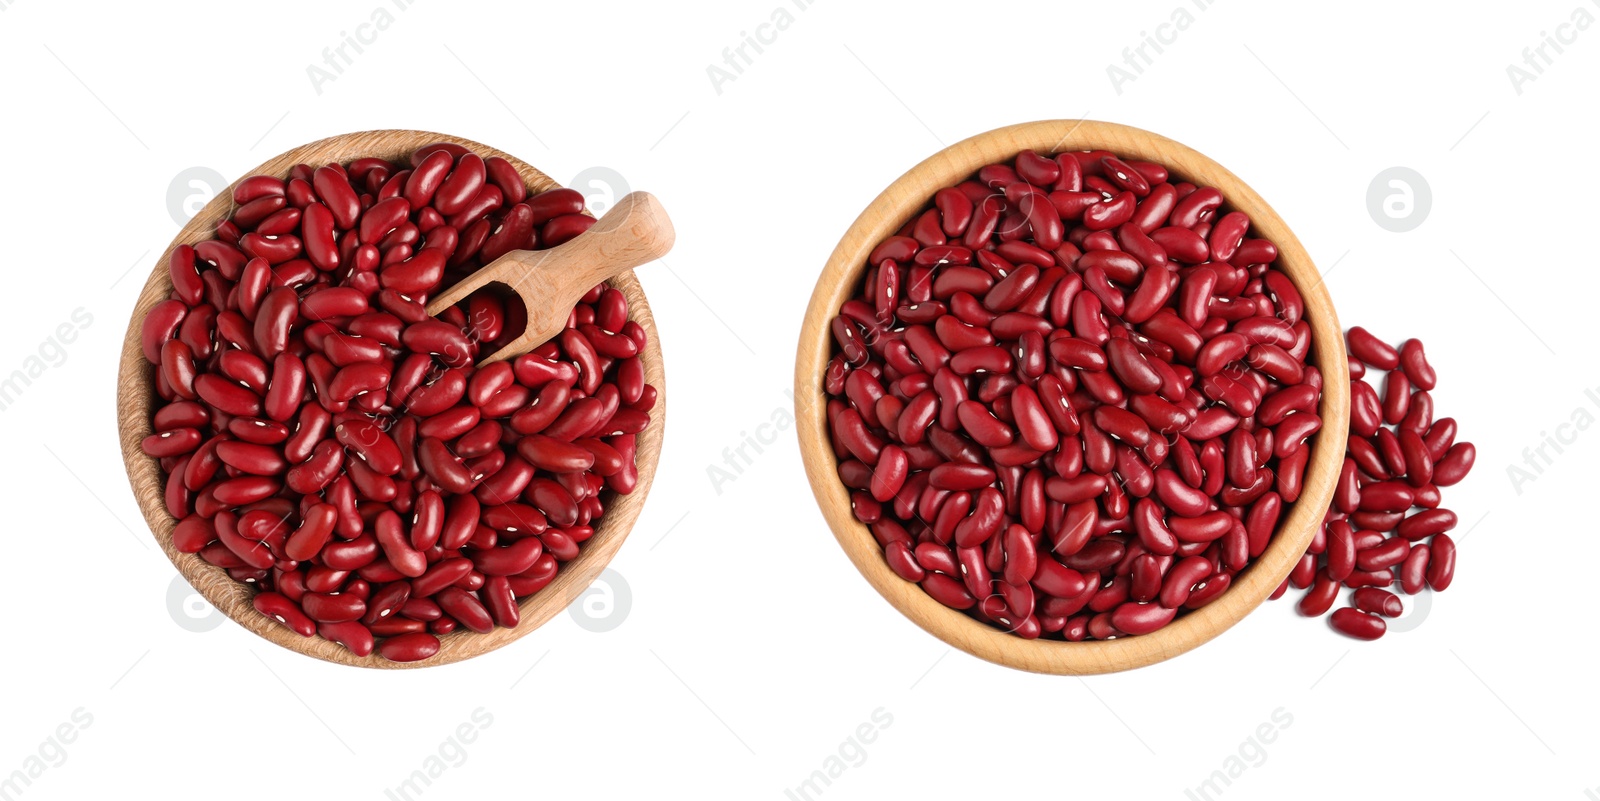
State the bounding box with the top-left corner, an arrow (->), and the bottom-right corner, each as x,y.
426,191 -> 676,365
117,130 -> 667,669
794,120 -> 1350,675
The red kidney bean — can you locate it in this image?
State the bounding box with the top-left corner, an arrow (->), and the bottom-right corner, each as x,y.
1432,442 -> 1475,486
1291,545 -> 1324,583
254,592 -> 316,637
141,299 -> 188,365
1206,212 -> 1250,263
1152,469 -> 1209,518
1346,327 -> 1399,370
1426,533 -> 1456,591
434,587 -> 493,634
314,620 -> 374,656
540,212 -> 592,247
1400,544 -> 1430,594
285,439 -> 342,494
1273,412 -> 1322,458
1397,428 -> 1434,487
1128,555 -> 1162,603
1181,571 -> 1232,609
1110,601 -> 1176,636
1169,186 -> 1220,228
142,427 -> 201,458
1082,191 -> 1136,230
172,516 -> 216,553
869,445 -> 910,502
464,534 -> 544,578
215,441 -> 287,475
1329,607 -> 1387,640
885,541 -> 926,582
310,165 -> 360,229
519,187 -> 583,226
1396,508 -> 1455,541
408,557 -> 470,599
934,188 -> 974,237
301,591 -> 366,624
1325,519 -> 1356,582
430,153 -> 484,216
1169,511 -> 1234,543
1414,417 -> 1454,461
1355,537 -> 1410,571
1346,435 -> 1387,480
371,510 -> 425,578
1297,571 -> 1339,617
1352,587 -> 1403,617
1358,480 -> 1415,512
377,631 -> 440,662
1104,339 -> 1162,395
475,157 -> 524,206
922,573 -> 977,610
1158,556 -> 1213,609
159,402 -> 210,435
1381,370 -> 1411,426
1397,338 -> 1436,390
1399,390 -> 1433,436
283,503 -> 337,562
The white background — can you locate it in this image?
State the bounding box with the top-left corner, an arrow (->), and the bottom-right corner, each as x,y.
1,1 -> 1595,799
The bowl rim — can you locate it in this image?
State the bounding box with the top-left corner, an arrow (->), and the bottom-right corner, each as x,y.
117,129 -> 666,668
793,119 -> 1349,675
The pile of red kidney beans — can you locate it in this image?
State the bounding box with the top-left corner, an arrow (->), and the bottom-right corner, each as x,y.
1277,328 -> 1472,640
825,149 -> 1471,642
139,142 -> 655,662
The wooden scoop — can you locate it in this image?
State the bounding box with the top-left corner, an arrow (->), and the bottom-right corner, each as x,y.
426,190 -> 675,365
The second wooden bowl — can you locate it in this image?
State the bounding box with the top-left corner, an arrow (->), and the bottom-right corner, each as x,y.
795,120 -> 1349,674
116,130 -> 666,668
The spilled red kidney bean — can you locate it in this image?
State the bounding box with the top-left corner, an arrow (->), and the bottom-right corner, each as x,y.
140,143 -> 655,662
826,149 -> 1323,641
1274,329 -> 1471,640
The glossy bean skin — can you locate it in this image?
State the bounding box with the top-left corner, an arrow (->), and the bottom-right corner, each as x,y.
1432,442 -> 1475,486
1110,602 -> 1176,636
1326,520 -> 1356,582
301,591 -> 367,624
1397,508 -> 1456,540
1355,537 -> 1410,571
1347,327 -> 1399,370
141,300 -> 188,364
318,621 -> 376,656
1159,557 -> 1213,609
481,575 -> 520,629
378,632 -> 441,662
1329,607 -> 1386,640
334,419 -> 403,477
1297,572 -> 1339,617
922,573 -> 977,610
1427,533 -> 1456,591
1352,587 -> 1403,617
1400,544 -> 1430,594
1398,339 -> 1436,390
436,587 -> 494,634
254,592 -> 316,637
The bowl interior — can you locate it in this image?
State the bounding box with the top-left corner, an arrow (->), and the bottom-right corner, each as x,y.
795,120 -> 1348,675
117,130 -> 665,668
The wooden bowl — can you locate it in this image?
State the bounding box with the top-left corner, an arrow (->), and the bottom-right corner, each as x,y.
795,120 -> 1349,675
117,130 -> 666,668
